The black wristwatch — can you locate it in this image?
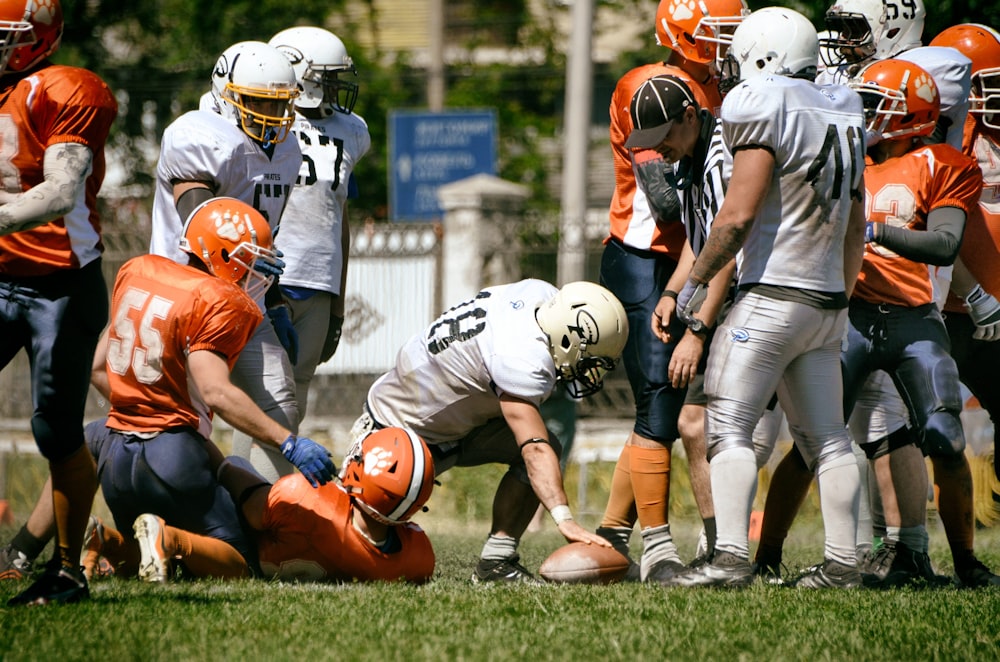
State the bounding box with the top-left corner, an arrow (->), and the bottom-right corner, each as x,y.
686,318 -> 709,336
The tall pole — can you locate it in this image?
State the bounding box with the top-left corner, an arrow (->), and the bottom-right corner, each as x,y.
557,0 -> 594,286
428,0 -> 445,111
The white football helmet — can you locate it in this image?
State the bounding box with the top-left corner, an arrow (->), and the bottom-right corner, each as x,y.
720,7 -> 819,93
535,281 -> 628,399
210,41 -> 299,145
822,0 -> 925,67
268,26 -> 359,117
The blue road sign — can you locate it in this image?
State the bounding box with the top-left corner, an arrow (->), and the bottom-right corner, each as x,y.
389,109 -> 497,221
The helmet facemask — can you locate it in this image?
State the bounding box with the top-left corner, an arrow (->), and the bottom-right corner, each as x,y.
972,68 -> 1000,130
221,84 -> 297,146
0,20 -> 35,76
822,11 -> 876,67
302,64 -> 358,116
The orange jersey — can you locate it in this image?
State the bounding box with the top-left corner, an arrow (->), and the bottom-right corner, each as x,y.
854,143 -> 982,307
607,63 -> 721,255
257,476 -> 435,584
104,255 -> 262,438
0,65 -> 118,277
944,117 -> 1000,312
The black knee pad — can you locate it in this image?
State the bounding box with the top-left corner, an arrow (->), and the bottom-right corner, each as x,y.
922,409 -> 965,458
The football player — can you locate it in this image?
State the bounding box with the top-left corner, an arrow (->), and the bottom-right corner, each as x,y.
665,7 -> 868,589
87,198 -> 333,583
597,0 -> 748,585
86,426 -> 435,584
0,0 -> 118,606
151,41 -> 310,484
757,1 -> 1000,589
354,280 -> 626,583
267,27 -> 371,419
926,24 -> 1000,586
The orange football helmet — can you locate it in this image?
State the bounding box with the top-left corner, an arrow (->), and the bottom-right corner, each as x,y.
930,23 -> 1000,130
655,0 -> 748,68
178,197 -> 278,298
0,0 -> 62,77
850,59 -> 940,141
340,427 -> 435,526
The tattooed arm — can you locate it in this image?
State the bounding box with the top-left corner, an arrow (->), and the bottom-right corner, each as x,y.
689,147 -> 774,285
0,142 -> 93,236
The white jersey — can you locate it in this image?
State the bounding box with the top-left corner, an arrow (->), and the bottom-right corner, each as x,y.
721,75 -> 866,293
817,46 -> 971,150
896,46 -> 971,150
366,279 -> 559,444
150,109 -> 302,263
276,110 -> 371,294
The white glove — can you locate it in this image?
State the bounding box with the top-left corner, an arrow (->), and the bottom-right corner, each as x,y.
964,284 -> 1000,341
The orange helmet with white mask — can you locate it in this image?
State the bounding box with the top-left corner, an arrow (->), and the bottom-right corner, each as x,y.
930,23 -> 1000,130
655,0 -> 749,67
0,0 -> 62,77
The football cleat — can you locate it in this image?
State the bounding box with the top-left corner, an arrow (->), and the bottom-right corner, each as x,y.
471,555 -> 542,585
753,549 -> 785,586
954,555 -> 1000,588
80,516 -> 116,581
668,550 -> 753,588
134,514 -> 173,584
793,559 -> 862,589
0,543 -> 33,581
861,540 -> 949,589
644,558 -> 687,585
6,559 -> 89,606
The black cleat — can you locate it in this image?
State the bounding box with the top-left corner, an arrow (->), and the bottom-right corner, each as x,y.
644,559 -> 686,585
955,555 -> 1000,588
472,555 -> 542,585
7,560 -> 89,606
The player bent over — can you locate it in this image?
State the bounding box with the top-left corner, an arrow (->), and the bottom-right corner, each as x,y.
86,427 -> 435,584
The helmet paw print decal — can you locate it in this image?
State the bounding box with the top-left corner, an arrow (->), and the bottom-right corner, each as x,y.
212,210 -> 246,242
913,72 -> 937,104
670,0 -> 697,21
363,447 -> 394,476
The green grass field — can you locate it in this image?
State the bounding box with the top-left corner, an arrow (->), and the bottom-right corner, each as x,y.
1,459 -> 999,661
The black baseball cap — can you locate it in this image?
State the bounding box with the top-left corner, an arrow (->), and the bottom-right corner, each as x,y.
625,75 -> 697,149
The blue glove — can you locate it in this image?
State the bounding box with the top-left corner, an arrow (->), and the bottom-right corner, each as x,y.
864,222 -> 878,244
280,435 -> 335,488
267,305 -> 299,365
253,249 -> 285,279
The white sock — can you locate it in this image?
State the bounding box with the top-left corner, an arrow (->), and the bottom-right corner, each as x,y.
816,451 -> 861,567
710,446 -> 758,560
480,534 -> 518,561
639,524 -> 681,579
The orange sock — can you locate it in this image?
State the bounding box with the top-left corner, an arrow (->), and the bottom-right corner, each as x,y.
170,526 -> 250,579
629,445 -> 671,529
600,446 -> 637,529
931,455 -> 975,559
50,446 -> 97,568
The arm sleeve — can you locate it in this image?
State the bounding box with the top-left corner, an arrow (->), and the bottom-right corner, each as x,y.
874,206 -> 966,266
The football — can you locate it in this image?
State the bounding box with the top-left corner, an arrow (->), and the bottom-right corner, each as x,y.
538,542 -> 631,585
